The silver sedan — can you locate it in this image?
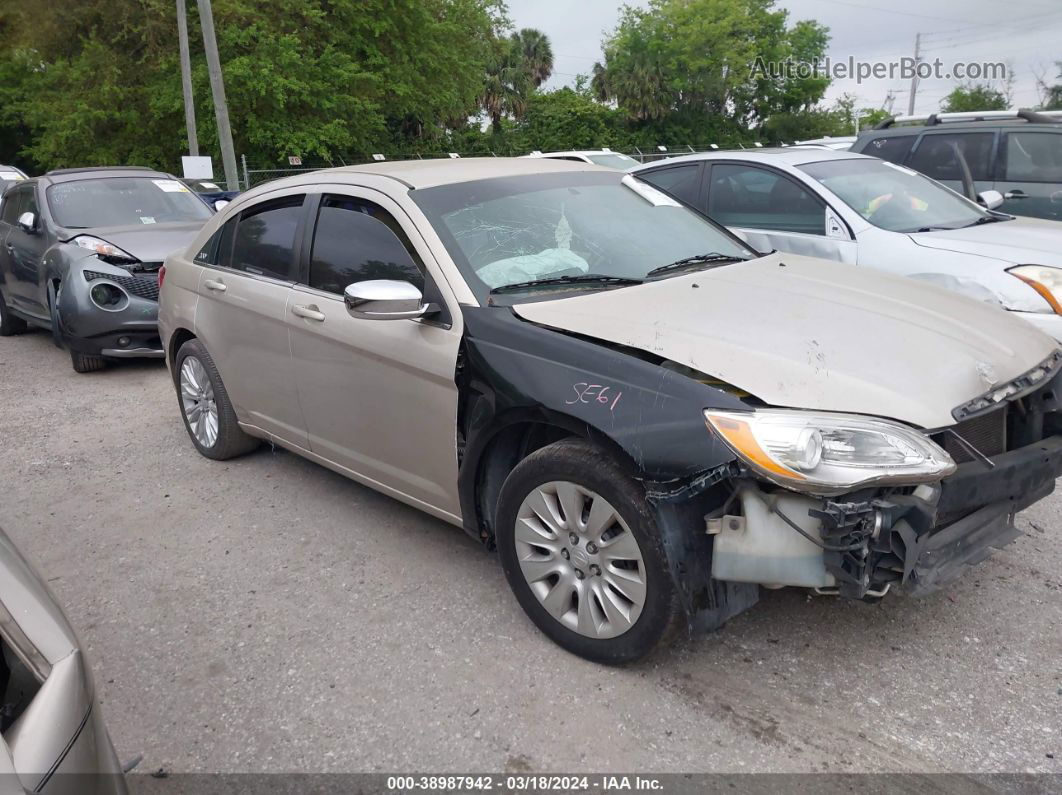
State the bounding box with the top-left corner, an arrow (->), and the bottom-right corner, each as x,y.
633,148 -> 1062,341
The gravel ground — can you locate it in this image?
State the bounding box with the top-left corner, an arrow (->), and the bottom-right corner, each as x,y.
0,328 -> 1059,777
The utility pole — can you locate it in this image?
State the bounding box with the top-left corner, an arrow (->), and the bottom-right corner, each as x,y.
907,33 -> 921,116
176,0 -> 198,156
197,0 -> 238,190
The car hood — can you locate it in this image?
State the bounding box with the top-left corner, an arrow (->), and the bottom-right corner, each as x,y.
909,217 -> 1062,267
512,252 -> 1057,429
63,221 -> 207,263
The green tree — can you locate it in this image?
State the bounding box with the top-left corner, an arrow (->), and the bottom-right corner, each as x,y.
481,35 -> 533,134
940,83 -> 1007,113
595,0 -> 829,130
1041,62 -> 1062,110
1,0 -> 502,170
510,88 -> 630,152
512,28 -> 554,88
481,27 -> 558,135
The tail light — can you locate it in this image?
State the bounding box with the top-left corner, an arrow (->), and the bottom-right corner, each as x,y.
158,264 -> 166,290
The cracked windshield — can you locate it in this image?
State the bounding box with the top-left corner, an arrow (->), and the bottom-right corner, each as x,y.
413,172 -> 755,302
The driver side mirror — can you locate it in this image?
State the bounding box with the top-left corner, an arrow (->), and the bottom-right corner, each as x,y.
16,211 -> 36,234
344,280 -> 436,321
976,190 -> 1004,210
213,199 -> 230,211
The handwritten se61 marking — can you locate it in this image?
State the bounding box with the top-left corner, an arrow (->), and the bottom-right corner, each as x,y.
567,383 -> 623,411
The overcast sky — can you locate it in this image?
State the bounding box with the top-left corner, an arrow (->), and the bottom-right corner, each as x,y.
507,0 -> 1062,120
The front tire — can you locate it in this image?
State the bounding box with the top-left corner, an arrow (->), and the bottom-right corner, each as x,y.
174,339 -> 259,460
47,281 -> 64,349
70,351 -> 105,373
496,438 -> 680,664
0,289 -> 27,336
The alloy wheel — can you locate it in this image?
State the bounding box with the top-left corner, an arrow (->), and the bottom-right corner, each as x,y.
179,355 -> 219,448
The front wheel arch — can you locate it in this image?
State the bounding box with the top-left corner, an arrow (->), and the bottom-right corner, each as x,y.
465,410 -> 640,547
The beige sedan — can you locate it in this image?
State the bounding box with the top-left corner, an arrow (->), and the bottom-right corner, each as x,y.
158,158 -> 1062,663
0,526 -> 126,793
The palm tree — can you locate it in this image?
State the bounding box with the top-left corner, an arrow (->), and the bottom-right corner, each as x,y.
482,39 -> 532,134
591,62 -> 610,103
511,28 -> 553,88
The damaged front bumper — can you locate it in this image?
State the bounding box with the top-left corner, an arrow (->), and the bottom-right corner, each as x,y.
850,434 -> 1062,598
652,434 -> 1062,630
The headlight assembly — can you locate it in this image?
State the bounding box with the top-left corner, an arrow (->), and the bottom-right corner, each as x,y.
71,235 -> 138,265
1009,265 -> 1062,314
704,408 -> 955,494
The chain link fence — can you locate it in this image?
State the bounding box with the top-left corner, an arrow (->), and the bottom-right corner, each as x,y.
237,144 -> 744,189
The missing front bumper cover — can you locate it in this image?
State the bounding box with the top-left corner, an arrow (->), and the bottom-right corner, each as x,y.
815,435 -> 1062,599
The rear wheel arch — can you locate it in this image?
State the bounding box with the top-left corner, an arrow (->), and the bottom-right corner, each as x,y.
168,328 -> 197,377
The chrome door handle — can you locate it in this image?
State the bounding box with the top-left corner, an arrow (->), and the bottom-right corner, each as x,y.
1004,189 -> 1028,199
292,303 -> 325,322
204,278 -> 227,292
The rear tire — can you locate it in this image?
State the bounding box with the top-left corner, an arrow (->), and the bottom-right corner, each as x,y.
175,339 -> 259,460
0,289 -> 27,336
70,351 -> 106,373
495,438 -> 680,664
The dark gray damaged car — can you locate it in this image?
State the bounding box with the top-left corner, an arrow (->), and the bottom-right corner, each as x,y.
0,166 -> 213,372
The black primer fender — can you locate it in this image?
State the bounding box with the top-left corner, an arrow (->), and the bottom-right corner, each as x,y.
457,305 -> 760,626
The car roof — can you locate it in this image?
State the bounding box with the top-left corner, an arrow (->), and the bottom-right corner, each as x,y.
529,150 -> 628,158
857,122 -> 1062,140
41,166 -> 174,184
245,157 -> 609,193
630,148 -> 872,170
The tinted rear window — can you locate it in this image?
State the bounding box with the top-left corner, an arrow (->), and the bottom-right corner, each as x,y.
859,135 -> 915,164
230,197 -> 303,280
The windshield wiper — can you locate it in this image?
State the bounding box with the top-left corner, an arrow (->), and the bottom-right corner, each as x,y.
488,273 -> 643,295
966,215 -> 1004,227
645,252 -> 746,279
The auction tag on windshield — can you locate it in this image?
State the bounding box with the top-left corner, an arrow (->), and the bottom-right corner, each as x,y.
0,172 -> 23,180
153,179 -> 190,193
140,216 -> 156,224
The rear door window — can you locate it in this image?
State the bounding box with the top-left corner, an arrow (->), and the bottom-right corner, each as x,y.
1004,132 -> 1062,182
308,196 -> 425,295
908,132 -> 995,181
860,135 -> 916,164
638,164 -> 704,210
230,196 -> 304,280
706,163 -> 825,235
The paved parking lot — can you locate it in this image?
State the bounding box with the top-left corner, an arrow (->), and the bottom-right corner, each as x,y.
1,328 -> 1059,776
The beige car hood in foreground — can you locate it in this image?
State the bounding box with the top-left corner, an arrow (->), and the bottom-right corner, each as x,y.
513,252 -> 1058,429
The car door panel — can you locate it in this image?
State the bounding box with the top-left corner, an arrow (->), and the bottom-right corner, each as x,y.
195,269 -> 306,446
2,187 -> 48,313
288,288 -> 461,515
997,130 -> 1062,220
6,228 -> 47,314
286,188 -> 462,517
193,192 -> 308,447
